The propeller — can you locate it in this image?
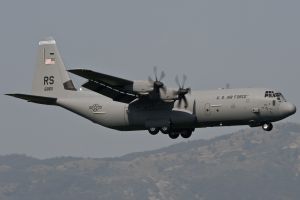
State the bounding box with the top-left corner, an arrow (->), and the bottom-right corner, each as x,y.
148,66 -> 167,93
174,74 -> 191,108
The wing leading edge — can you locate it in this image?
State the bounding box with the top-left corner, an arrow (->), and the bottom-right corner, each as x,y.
68,69 -> 133,87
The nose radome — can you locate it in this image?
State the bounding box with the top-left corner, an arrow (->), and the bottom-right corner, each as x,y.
283,102 -> 296,116
291,103 -> 296,114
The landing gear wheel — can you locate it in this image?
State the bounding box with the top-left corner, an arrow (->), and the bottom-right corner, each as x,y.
168,132 -> 179,139
262,123 -> 273,131
180,130 -> 193,138
160,126 -> 170,134
148,128 -> 159,135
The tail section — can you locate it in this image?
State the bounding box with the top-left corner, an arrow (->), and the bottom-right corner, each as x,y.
32,37 -> 76,98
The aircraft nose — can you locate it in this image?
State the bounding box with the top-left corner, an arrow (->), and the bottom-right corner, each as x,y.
281,102 -> 296,116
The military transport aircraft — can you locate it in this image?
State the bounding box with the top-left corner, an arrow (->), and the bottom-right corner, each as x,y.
6,38 -> 296,139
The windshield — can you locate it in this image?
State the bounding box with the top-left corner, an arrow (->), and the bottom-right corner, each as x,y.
265,91 -> 275,98
275,92 -> 286,102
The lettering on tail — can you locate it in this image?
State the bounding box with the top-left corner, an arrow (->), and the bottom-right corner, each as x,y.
44,76 -> 54,91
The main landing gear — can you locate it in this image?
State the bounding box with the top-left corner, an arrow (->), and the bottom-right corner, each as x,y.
148,127 -> 160,135
148,127 -> 194,139
262,122 -> 273,131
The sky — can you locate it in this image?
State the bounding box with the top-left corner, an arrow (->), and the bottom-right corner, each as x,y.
1,0 -> 299,158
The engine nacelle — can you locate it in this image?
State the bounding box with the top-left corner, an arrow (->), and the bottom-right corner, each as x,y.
131,80 -> 153,94
129,80 -> 177,101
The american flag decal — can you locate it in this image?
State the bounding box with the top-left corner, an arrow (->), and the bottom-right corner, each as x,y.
45,58 -> 55,65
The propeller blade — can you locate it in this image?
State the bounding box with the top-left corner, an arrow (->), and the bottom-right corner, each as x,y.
159,71 -> 165,81
153,66 -> 158,81
148,76 -> 154,83
183,96 -> 188,108
182,74 -> 187,88
174,74 -> 191,108
175,75 -> 181,88
177,98 -> 182,107
192,100 -> 196,115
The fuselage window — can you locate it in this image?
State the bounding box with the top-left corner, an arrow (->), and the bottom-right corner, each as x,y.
273,100 -> 276,106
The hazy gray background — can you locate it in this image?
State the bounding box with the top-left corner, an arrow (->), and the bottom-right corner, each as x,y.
1,0 -> 299,158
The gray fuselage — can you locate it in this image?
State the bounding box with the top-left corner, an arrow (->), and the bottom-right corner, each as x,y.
56,88 -> 296,131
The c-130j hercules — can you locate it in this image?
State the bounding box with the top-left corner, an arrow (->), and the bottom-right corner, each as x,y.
6,38 -> 296,139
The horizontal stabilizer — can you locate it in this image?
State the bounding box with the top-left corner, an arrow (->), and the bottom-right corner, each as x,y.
68,69 -> 133,87
6,94 -> 57,105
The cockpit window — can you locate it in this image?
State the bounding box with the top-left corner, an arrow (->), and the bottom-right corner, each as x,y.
265,91 -> 286,102
275,93 -> 286,102
265,91 -> 275,98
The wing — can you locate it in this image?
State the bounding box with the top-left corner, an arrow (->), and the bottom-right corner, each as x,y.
68,69 -> 133,87
69,69 -> 137,104
82,81 -> 137,103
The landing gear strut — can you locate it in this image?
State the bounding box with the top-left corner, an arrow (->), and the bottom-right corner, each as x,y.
262,123 -> 273,131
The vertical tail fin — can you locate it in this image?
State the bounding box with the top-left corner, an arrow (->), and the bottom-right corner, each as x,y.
32,37 -> 76,97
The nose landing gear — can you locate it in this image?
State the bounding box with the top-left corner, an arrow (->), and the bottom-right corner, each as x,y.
262,122 -> 273,131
